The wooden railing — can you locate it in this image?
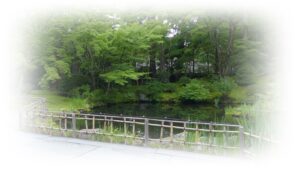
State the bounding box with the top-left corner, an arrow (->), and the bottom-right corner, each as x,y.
20,98 -> 278,157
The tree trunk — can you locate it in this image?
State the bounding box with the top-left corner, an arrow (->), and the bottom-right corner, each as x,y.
206,53 -> 210,74
149,44 -> 157,77
192,59 -> 195,75
159,43 -> 169,82
192,49 -> 195,75
225,19 -> 236,75
149,55 -> 156,77
106,82 -> 110,95
159,43 -> 165,72
242,13 -> 249,41
91,72 -> 96,89
86,46 -> 97,89
213,27 -> 221,77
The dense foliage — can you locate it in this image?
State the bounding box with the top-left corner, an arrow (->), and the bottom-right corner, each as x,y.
23,11 -> 269,107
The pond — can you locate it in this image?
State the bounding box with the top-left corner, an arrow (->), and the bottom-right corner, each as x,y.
91,103 -> 234,123
80,103 -> 240,139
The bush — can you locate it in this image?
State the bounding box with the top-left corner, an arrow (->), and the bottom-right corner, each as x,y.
159,92 -> 179,103
178,76 -> 191,86
114,87 -> 139,103
212,77 -> 238,95
139,81 -> 177,101
162,83 -> 177,93
88,88 -> 139,106
178,80 -> 212,102
58,75 -> 89,94
69,85 -> 91,98
87,89 -> 106,106
157,71 -> 170,82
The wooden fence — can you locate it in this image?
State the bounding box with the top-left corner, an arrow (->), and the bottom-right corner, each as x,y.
20,98 -> 278,157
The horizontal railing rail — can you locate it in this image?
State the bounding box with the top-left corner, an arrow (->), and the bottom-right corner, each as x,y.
20,98 -> 278,157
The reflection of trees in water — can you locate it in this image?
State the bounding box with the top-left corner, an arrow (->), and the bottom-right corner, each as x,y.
93,103 -> 225,122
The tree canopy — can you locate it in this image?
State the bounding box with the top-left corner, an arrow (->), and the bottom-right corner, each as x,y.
23,11 -> 269,105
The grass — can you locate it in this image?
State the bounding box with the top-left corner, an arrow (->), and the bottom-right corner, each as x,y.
225,104 -> 253,116
29,90 -> 90,112
224,95 -> 277,145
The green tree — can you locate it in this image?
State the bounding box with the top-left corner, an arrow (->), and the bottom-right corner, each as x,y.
100,69 -> 146,94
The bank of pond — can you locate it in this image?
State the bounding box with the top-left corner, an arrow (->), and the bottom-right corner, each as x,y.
29,88 -> 266,133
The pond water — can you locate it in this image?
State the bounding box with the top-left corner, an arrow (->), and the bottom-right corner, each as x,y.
85,103 -> 240,139
92,103 -> 230,123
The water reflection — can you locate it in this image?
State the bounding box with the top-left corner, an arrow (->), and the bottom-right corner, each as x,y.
92,103 -> 226,123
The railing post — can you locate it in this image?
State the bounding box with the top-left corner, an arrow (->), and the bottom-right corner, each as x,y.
239,126 -> 245,155
110,117 -> 113,133
160,121 -> 164,142
209,122 -> 213,146
132,119 -> 135,135
41,98 -> 46,114
195,123 -> 199,143
124,117 -> 127,136
104,116 -> 107,130
72,113 -> 76,130
144,118 -> 149,145
85,115 -> 88,130
92,116 -> 95,130
64,113 -> 67,130
72,113 -> 76,137
223,126 -> 227,148
59,112 -> 62,130
50,112 -> 54,130
170,121 -> 173,143
183,122 -> 186,144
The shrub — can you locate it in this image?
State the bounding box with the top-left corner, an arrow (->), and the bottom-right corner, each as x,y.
159,92 -> 179,103
162,83 -> 177,93
114,88 -> 139,103
88,88 -> 139,106
69,85 -> 91,98
178,76 -> 191,86
58,75 -> 89,94
139,81 -> 177,101
157,71 -> 170,82
178,80 -> 212,102
87,89 -> 106,106
212,77 -> 238,95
